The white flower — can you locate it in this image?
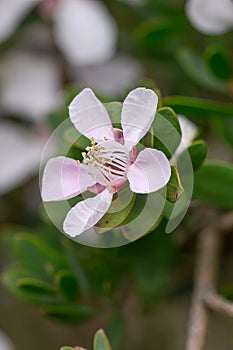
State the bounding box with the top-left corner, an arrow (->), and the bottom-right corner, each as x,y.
0,0 -> 118,66
41,88 -> 171,237
173,115 -> 198,160
185,0 -> 233,35
0,330 -> 14,350
0,51 -> 62,122
0,121 -> 50,195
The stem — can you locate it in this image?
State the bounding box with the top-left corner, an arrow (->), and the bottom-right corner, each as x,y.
185,210 -> 233,350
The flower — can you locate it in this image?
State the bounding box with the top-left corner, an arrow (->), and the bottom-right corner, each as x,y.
0,0 -> 117,66
173,115 -> 198,161
185,0 -> 233,35
41,88 -> 171,237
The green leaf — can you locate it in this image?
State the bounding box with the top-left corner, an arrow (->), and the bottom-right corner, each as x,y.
193,161 -> 233,209
1,268 -> 59,305
104,102 -> 122,127
13,233 -> 67,280
55,270 -> 79,301
143,107 -> 181,158
43,303 -> 95,323
96,188 -> 136,230
163,96 -> 233,119
94,329 -> 112,350
63,127 -> 89,150
211,117 -> 233,151
166,166 -> 184,203
136,16 -> 189,55
16,277 -> 54,294
176,47 -> 228,93
204,45 -> 232,81
105,312 -> 126,350
177,140 -> 207,172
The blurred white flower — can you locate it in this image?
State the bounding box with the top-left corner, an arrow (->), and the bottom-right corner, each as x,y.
0,51 -> 62,122
0,330 -> 14,350
173,115 -> 198,160
0,0 -> 39,43
75,54 -> 144,97
0,121 -> 52,195
53,0 -> 118,66
0,0 -> 118,66
185,0 -> 233,35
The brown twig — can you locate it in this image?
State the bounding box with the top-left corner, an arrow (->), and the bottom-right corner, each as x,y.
185,211 -> 233,350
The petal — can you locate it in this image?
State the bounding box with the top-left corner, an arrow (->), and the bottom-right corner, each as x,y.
185,0 -> 233,35
53,0 -> 117,66
0,51 -> 62,122
69,88 -> 114,140
127,148 -> 171,193
0,0 -> 40,43
173,115 -> 198,160
0,121 -> 47,195
0,329 -> 14,350
121,87 -> 158,150
41,157 -> 95,201
63,189 -> 113,237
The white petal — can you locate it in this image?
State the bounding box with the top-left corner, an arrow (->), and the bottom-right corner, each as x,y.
185,0 -> 233,35
76,54 -> 144,98
127,148 -> 171,193
63,189 -> 113,237
0,51 -> 62,122
121,87 -> 158,150
173,115 -> 198,160
41,157 -> 96,201
0,121 -> 47,195
0,329 -> 14,350
0,0 -> 40,43
53,0 -> 117,66
69,88 -> 114,140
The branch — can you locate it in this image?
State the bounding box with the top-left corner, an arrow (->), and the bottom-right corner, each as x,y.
205,292 -> 233,317
185,211 -> 233,350
185,224 -> 220,350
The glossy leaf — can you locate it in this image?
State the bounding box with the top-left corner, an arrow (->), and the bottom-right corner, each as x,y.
105,102 -> 122,127
96,190 -> 136,230
194,161 -> 233,209
164,96 -> 233,119
55,270 -> 79,301
177,140 -> 207,172
176,48 -> 227,93
13,233 -> 67,279
166,166 -> 184,203
143,107 -> 181,158
204,46 -> 232,81
43,303 -> 95,323
2,268 -> 59,305
94,329 -> 112,350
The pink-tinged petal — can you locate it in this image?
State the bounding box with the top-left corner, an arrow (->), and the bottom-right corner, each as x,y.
69,88 -> 114,141
121,87 -> 158,150
63,189 -> 113,237
127,148 -> 171,193
108,177 -> 127,194
41,157 -> 95,201
113,128 -> 124,145
88,183 -> 106,194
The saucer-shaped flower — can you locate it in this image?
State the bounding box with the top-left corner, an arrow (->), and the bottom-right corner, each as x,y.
41,88 -> 171,237
185,0 -> 233,35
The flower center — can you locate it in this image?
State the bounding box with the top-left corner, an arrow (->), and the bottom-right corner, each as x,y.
82,138 -> 129,186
